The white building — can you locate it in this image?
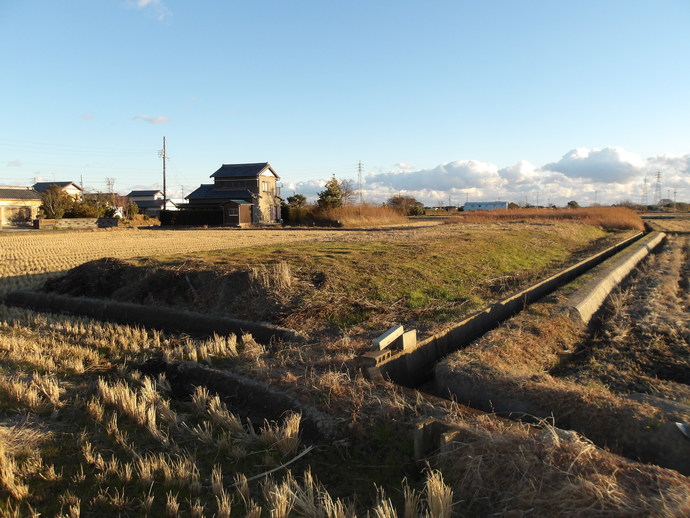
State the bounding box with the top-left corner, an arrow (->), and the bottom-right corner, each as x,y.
463,201 -> 509,211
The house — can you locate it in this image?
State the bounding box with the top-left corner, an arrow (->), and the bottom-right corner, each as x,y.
463,201 -> 509,211
185,162 -> 282,225
0,186 -> 42,226
33,181 -> 83,200
126,190 -> 177,218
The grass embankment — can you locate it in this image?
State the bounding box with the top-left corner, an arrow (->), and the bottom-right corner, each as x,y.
44,223 -> 617,340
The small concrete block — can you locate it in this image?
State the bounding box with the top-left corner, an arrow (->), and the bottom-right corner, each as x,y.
373,324 -> 404,350
402,329 -> 417,351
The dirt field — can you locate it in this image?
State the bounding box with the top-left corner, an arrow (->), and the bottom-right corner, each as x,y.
643,212 -> 690,232
0,224 -> 440,295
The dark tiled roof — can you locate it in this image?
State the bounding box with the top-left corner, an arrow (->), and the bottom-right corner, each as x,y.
127,190 -> 162,197
185,184 -> 255,200
33,181 -> 81,192
0,187 -> 42,201
210,162 -> 278,179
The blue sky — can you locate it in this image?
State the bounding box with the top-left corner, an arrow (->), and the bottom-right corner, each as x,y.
1,0 -> 690,206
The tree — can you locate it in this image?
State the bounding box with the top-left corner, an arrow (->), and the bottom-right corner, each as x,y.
339,179 -> 356,205
567,200 -> 580,209
286,194 -> 307,208
317,177 -> 344,209
387,194 -> 424,216
124,201 -> 140,220
39,185 -> 74,219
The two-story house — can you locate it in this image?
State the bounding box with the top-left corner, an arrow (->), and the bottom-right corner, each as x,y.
185,162 -> 281,225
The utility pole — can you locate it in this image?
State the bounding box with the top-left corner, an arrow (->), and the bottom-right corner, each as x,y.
159,137 -> 167,207
357,160 -> 363,204
641,176 -> 648,206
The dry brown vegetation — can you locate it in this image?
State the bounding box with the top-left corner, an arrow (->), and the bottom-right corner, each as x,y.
1,215 -> 688,515
314,204 -> 409,227
449,206 -> 645,231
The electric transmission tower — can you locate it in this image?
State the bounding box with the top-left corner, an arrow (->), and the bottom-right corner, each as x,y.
654,171 -> 662,206
641,176 -> 648,206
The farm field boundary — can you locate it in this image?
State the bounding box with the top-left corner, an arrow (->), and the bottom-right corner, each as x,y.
2,290 -> 305,343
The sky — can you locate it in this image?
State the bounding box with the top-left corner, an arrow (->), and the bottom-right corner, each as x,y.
1,0 -> 690,207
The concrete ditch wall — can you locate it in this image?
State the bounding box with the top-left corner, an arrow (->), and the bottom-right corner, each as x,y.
3,290 -> 305,344
361,231 -> 646,387
565,231 -> 666,323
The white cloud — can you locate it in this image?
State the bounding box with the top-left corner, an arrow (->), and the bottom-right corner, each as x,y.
394,162 -> 415,170
280,146 -> 690,208
7,160 -> 22,167
81,113 -> 95,121
368,160 -> 504,192
543,146 -> 646,183
126,0 -> 172,21
132,114 -> 170,124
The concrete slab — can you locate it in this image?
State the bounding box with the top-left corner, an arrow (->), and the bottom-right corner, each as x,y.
372,324 -> 404,350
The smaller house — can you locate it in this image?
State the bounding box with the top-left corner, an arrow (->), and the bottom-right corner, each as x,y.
126,190 -> 177,218
0,186 -> 42,226
223,200 -> 253,227
463,201 -> 509,211
33,181 -> 83,200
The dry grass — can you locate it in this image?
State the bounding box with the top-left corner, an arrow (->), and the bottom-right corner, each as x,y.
450,206 -> 645,230
315,204 -> 409,227
435,419 -> 690,516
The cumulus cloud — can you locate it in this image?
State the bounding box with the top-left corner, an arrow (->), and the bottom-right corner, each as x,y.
368,160 -> 504,192
281,146 -> 690,208
543,146 -> 646,183
132,114 -> 170,124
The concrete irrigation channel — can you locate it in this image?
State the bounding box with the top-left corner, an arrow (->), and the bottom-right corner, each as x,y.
361,230 -> 690,474
361,230 -> 663,387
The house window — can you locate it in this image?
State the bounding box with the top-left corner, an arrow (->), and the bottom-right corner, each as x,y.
227,208 -> 238,216
261,181 -> 269,192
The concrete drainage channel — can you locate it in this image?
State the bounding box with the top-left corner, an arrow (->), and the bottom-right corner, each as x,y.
359,231 -> 690,471
361,231 -> 662,387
